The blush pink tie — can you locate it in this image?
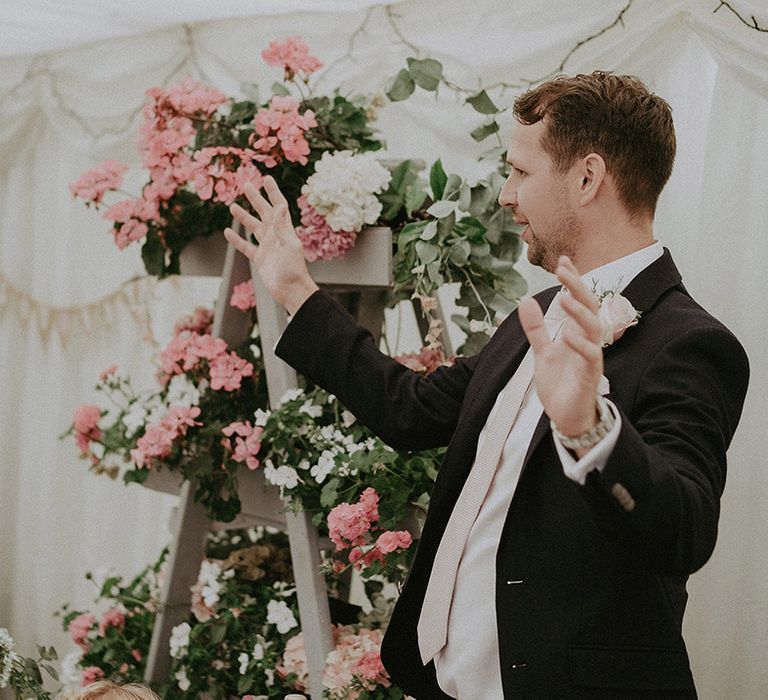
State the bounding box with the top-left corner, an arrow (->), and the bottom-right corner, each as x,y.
417,291 -> 566,664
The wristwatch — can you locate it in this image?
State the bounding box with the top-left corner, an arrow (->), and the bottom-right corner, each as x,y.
551,395 -> 616,450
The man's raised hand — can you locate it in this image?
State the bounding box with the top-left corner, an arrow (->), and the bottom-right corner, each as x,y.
224,176 -> 318,315
518,255 -> 604,439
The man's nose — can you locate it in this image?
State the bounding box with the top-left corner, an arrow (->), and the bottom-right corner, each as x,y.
498,179 -> 516,208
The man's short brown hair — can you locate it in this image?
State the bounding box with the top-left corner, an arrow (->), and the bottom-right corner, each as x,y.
59,680 -> 160,700
513,71 -> 675,217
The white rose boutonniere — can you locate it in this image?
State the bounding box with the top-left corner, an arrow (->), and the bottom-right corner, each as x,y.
596,290 -> 640,347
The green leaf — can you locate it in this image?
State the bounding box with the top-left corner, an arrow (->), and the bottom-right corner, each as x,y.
237,674 -> 253,694
320,478 -> 340,508
419,220 -> 438,241
430,160 -> 448,200
210,621 -> 228,644
386,69 -> 416,101
426,200 -> 456,219
397,220 -> 428,245
443,174 -> 462,201
123,469 -> 149,485
449,240 -> 471,265
240,82 -> 260,102
458,182 -> 472,212
141,231 -> 166,277
41,662 -> 59,681
415,241 -> 439,264
466,90 -> 500,114
271,82 -> 290,97
404,181 -> 428,216
406,58 -> 443,91
470,120 -> 500,142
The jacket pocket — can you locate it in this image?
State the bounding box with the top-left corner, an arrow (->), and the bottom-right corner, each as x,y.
568,644 -> 694,690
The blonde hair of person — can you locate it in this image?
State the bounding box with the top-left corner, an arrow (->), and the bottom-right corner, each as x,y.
58,680 -> 160,700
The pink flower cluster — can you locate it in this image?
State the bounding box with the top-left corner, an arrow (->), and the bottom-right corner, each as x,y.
191,146 -> 264,205
222,421 -> 264,470
249,96 -> 317,167
82,666 -> 105,686
327,488 -> 413,571
130,406 -> 202,469
98,607 -> 126,636
394,346 -> 455,375
327,487 -> 380,550
173,306 -> 214,336
73,404 -> 102,461
68,612 -> 96,650
69,161 -> 128,204
229,280 -> 257,311
261,36 -> 323,81
103,195 -> 160,250
278,626 -> 390,698
158,331 -> 254,391
295,195 -> 357,262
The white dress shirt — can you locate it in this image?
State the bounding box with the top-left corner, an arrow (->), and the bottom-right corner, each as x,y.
434,241 -> 663,698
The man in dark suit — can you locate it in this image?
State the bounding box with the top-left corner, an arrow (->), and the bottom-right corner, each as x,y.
226,72 -> 749,698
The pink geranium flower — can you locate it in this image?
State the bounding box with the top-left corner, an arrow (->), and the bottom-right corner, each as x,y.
249,96 -> 316,168
230,280 -> 257,311
81,666 -> 105,686
222,421 -> 264,470
261,36 -> 323,80
69,161 -> 128,204
68,612 -> 96,650
98,607 -> 126,636
209,352 -> 254,392
73,404 -> 102,457
173,307 -> 214,336
327,488 -> 380,551
394,346 -> 454,375
374,529 -> 413,554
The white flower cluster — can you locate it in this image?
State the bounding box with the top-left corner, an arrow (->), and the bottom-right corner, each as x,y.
266,599 -> 298,634
1,627 -> 19,689
169,622 -> 191,659
306,424 -> 382,485
166,374 -> 203,407
302,150 -> 391,232
197,560 -> 223,608
58,648 -> 83,689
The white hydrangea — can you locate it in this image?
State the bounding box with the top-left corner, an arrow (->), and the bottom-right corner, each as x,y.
302,150 -> 391,232
266,599 -> 298,634
166,374 -> 202,407
169,622 -> 191,659
58,648 -> 83,689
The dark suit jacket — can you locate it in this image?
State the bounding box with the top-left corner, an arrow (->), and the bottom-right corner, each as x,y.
275,250 -> 749,699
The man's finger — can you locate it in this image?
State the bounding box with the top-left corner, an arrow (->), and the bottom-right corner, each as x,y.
229,203 -> 264,242
560,292 -> 602,344
261,175 -> 289,213
243,181 -> 272,219
224,227 -> 260,262
561,325 -> 602,364
518,297 -> 551,353
556,258 -> 599,313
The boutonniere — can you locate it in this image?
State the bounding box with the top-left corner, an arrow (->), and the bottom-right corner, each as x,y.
593,288 -> 641,347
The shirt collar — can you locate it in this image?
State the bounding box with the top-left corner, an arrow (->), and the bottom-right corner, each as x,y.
580,241 -> 664,295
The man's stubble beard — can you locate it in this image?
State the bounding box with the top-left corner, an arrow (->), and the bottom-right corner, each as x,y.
527,210 -> 582,273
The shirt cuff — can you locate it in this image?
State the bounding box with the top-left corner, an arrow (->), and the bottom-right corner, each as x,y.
554,399 -> 622,485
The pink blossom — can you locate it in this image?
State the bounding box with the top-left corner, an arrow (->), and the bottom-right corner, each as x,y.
73,404 -> 102,456
81,666 -> 105,686
69,161 -> 128,204
98,607 -> 126,636
394,346 -> 454,375
173,307 -> 214,336
68,613 -> 96,650
99,364 -> 118,381
113,219 -> 149,250
295,195 -> 357,262
327,488 -> 380,551
209,352 -> 254,391
222,421 -> 263,470
322,626 -> 390,696
189,147 -> 264,205
230,280 -> 257,311
131,649 -> 143,661
130,406 -> 201,468
355,649 -> 387,682
278,632 -> 309,691
250,96 -> 316,167
374,530 -> 413,554
261,36 -> 323,79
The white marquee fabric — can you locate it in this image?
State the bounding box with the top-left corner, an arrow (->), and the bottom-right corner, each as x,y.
1,1 -> 766,697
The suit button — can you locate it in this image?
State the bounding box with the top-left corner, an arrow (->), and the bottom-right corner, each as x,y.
506,579 -> 523,585
510,662 -> 528,670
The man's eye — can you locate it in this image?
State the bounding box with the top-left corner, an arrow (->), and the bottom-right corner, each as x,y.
513,167 -> 525,177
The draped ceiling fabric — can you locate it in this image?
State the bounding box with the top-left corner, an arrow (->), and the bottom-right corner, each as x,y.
1,1 -> 766,697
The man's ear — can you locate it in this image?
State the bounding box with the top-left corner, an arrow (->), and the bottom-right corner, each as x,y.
577,152 -> 606,206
